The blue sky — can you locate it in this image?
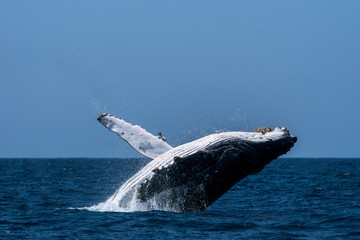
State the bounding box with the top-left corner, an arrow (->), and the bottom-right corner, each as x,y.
1,1 -> 359,158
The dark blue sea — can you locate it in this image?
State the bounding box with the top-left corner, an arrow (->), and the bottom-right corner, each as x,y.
1,158 -> 359,239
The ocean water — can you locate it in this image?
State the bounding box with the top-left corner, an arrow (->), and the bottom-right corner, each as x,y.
1,158 -> 359,240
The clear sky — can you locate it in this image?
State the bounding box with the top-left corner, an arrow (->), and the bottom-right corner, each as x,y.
1,1 -> 359,158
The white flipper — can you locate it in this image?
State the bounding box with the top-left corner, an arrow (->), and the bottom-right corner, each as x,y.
97,113 -> 173,159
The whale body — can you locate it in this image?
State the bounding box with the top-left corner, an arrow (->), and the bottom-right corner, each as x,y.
97,113 -> 297,212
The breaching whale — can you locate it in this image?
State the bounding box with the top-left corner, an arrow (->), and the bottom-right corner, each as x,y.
97,113 -> 297,212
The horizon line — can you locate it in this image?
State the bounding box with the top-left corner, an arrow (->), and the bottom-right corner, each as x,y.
1,157 -> 360,160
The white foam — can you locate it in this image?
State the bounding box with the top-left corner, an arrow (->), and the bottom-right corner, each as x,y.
84,189 -> 179,213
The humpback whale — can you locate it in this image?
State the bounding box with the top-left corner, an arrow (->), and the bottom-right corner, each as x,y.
97,113 -> 297,212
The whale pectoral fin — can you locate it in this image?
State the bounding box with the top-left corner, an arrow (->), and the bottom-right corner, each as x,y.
97,113 -> 173,159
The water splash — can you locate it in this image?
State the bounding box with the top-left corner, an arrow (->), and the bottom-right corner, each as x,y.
82,189 -> 181,213
89,95 -> 108,114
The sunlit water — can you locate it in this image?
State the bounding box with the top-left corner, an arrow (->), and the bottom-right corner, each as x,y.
1,158 -> 359,239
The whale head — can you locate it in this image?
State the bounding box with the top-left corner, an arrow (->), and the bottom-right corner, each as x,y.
206,127 -> 297,176
240,126 -> 297,162
185,127 -> 297,210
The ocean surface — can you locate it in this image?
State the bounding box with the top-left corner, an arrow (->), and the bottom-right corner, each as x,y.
1,158 -> 359,239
